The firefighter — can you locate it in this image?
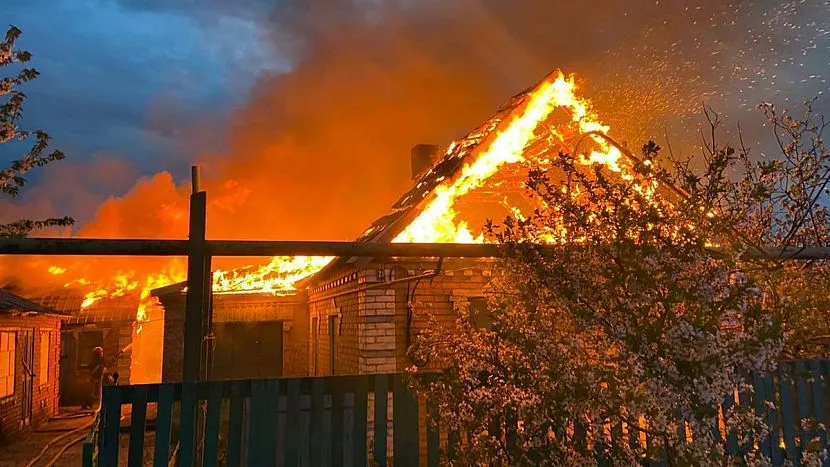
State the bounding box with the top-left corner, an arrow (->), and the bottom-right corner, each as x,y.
82,346 -> 106,410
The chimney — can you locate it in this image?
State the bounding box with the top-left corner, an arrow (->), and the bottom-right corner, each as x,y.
410,144 -> 439,181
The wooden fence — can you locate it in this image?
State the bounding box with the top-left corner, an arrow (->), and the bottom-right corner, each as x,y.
83,362 -> 830,467
86,374 -> 435,467
752,360 -> 829,465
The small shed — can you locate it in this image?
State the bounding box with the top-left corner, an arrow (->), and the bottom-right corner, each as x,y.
0,290 -> 67,441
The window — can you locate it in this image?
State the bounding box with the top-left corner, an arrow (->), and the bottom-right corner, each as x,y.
469,297 -> 493,330
39,332 -> 50,386
0,331 -> 16,398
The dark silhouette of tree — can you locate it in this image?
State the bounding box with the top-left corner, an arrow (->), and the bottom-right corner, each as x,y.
1,25 -> 72,237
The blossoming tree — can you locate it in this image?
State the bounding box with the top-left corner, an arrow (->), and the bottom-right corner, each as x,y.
411,104 -> 829,464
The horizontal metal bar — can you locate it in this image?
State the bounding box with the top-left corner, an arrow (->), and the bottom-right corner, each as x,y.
0,238 -> 506,257
0,238 -> 827,260
0,238 -> 190,256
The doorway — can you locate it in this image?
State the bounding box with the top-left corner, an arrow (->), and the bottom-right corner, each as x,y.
59,329 -> 104,406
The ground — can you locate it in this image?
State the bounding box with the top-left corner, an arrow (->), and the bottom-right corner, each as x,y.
0,406 -> 159,466
0,407 -> 94,467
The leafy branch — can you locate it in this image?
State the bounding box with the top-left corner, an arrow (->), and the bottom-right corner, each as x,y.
0,25 -> 73,237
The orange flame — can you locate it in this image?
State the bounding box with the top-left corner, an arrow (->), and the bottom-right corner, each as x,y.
212,256 -> 334,295
393,72 -> 626,244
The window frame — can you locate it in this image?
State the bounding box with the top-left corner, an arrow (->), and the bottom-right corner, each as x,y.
0,330 -> 17,399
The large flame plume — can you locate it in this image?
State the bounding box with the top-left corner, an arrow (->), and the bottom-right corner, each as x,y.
392,72 -> 626,244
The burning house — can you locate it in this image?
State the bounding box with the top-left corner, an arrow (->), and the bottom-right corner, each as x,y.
150,70 -> 625,383
0,290 -> 66,441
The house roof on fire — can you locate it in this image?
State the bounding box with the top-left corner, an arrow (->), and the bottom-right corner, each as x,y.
0,289 -> 67,316
154,75 -> 549,294
353,85 -> 537,245
28,293 -> 139,325
304,73 -> 553,282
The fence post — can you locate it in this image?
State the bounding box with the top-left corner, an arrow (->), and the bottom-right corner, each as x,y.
182,166 -> 211,465
183,165 -> 209,382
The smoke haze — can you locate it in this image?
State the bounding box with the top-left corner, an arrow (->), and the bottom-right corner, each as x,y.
2,0 -> 829,287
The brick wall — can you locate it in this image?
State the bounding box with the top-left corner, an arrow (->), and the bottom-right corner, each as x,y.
307,259 -> 494,377
0,313 -> 63,442
307,259 -> 493,464
405,259 -> 494,372
307,270 -> 361,376
159,293 -> 185,383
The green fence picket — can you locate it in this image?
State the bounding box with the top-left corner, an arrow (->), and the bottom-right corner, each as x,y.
330,379 -> 345,467
779,364 -> 799,462
99,386 -> 122,467
373,375 -> 389,467
285,378 -> 302,466
128,385 -> 148,467
177,382 -> 198,466
353,376 -> 369,467
202,381 -> 224,467
227,380 -> 245,467
153,384 -> 175,467
808,360 -> 828,462
392,375 -> 419,467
